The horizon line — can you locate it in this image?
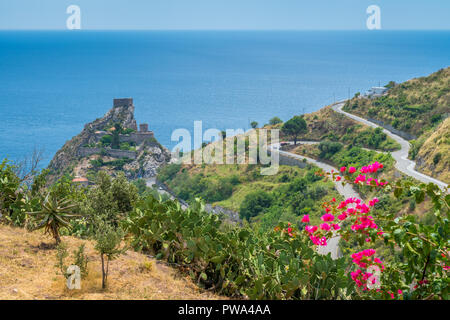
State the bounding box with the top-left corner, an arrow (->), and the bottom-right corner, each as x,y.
1,28 -> 450,32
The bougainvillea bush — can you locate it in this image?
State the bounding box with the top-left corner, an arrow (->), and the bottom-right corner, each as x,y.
302,162 -> 449,299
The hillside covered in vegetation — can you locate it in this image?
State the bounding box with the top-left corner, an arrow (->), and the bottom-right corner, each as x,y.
275,106 -> 401,152
158,163 -> 341,229
342,67 -> 450,182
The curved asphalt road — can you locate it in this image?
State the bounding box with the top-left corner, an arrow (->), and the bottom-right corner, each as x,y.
332,102 -> 448,189
269,142 -> 360,259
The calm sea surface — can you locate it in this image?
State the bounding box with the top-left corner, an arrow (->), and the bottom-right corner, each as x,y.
0,31 -> 449,165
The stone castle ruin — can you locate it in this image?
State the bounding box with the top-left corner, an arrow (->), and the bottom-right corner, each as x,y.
79,98 -> 158,159
49,97 -> 170,183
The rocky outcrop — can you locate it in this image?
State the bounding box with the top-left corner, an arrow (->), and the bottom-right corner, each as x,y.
47,99 -> 170,182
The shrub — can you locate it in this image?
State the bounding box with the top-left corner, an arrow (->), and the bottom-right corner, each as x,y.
433,153 -> 442,165
318,141 -> 343,159
239,190 -> 273,221
133,179 -> 148,195
157,163 -> 181,182
55,243 -> 89,279
27,194 -> 81,244
431,114 -> 442,124
269,117 -> 283,125
81,171 -> 138,231
0,160 -> 24,224
100,135 -> 113,146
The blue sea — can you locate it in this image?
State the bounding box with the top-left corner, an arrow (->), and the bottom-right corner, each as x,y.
0,31 -> 449,166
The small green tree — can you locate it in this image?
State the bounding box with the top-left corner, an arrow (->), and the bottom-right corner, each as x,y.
94,219 -> 127,289
27,194 -> 80,244
250,121 -> 258,129
281,115 -> 307,145
111,123 -> 122,149
82,171 -> 138,228
269,117 -> 283,125
55,242 -> 89,279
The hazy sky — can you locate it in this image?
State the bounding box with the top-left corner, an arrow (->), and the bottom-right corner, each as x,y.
0,0 -> 449,30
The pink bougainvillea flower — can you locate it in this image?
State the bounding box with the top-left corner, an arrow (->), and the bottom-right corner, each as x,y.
340,166 -> 347,173
319,237 -> 327,246
348,167 -> 356,174
369,197 -> 379,207
331,197 -> 336,202
321,213 -> 335,222
360,162 -> 384,174
305,225 -> 318,233
335,176 -> 341,181
332,224 -> 340,230
301,214 -> 310,223
354,174 -> 366,184
320,223 -> 331,231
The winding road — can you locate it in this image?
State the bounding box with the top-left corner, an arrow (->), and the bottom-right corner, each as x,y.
268,101 -> 448,259
332,102 -> 448,189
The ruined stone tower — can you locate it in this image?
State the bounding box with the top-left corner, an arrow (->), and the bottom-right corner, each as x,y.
113,98 -> 133,108
139,123 -> 149,132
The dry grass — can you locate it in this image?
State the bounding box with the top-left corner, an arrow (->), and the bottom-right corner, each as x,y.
416,117 -> 450,184
295,106 -> 357,141
0,224 -> 225,300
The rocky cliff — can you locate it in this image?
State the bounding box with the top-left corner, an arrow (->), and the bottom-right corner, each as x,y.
48,99 -> 171,182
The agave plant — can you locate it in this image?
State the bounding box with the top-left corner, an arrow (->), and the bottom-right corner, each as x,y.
27,193 -> 80,244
